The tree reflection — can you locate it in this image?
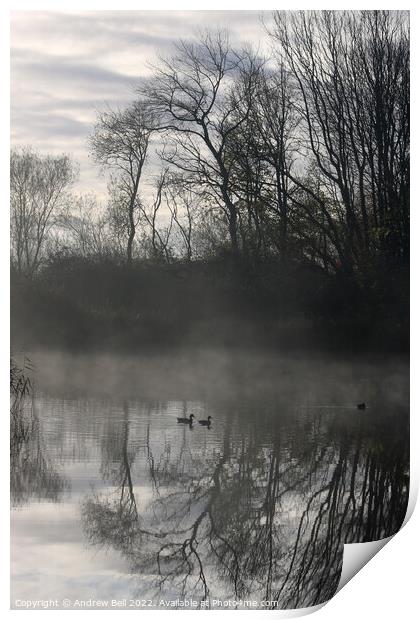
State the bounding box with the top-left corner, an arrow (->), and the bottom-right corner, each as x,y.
81,403 -> 409,608
10,403 -> 68,507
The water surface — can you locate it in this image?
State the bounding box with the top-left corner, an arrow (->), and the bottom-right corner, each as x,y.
11,350 -> 409,610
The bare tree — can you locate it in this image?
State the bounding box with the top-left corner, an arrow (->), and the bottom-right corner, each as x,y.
163,174 -> 196,261
269,10 -> 409,274
58,194 -> 113,259
137,170 -> 174,262
249,66 -> 300,260
10,147 -> 76,276
90,101 -> 153,266
142,30 -> 262,256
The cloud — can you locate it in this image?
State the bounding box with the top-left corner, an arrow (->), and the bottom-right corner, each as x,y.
13,49 -> 137,88
10,10 -> 272,197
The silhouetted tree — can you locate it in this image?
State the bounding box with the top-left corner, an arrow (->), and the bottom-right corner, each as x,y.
270,10 -> 409,275
143,31 -> 263,256
90,102 -> 153,265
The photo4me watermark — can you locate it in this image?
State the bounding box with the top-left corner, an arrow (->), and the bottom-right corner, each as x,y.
14,598 -> 282,609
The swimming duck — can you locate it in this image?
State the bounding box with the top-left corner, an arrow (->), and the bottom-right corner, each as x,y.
177,413 -> 195,424
198,416 -> 212,427
357,403 -> 366,410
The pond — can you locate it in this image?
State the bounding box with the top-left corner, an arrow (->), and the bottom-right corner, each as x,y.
10,349 -> 409,610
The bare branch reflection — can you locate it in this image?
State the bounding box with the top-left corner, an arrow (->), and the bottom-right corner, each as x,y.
81,403 -> 408,608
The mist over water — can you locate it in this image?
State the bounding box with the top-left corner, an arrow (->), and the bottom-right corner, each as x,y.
11,349 -> 409,609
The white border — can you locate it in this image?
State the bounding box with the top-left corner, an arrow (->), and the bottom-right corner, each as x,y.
2,2 -> 418,618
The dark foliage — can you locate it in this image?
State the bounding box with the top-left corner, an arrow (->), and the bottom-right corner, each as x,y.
11,254 -> 408,353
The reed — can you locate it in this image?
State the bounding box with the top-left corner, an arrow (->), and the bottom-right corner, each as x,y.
10,357 -> 35,446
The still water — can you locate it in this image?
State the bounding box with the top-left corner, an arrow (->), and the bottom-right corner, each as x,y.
10,350 -> 409,610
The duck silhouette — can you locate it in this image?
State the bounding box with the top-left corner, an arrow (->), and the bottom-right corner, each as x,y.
198,415 -> 212,427
357,403 -> 366,410
177,413 -> 195,424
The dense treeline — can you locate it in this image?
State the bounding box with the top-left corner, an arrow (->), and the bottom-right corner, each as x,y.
10,10 -> 409,352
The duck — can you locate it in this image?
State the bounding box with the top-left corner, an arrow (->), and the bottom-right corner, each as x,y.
357,403 -> 366,410
177,413 -> 195,424
198,416 -> 212,427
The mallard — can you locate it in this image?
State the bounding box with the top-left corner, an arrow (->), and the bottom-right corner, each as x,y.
198,416 -> 212,427
357,403 -> 366,410
177,413 -> 195,424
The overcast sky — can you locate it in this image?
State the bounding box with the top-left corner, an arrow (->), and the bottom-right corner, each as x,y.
11,11 -> 272,199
